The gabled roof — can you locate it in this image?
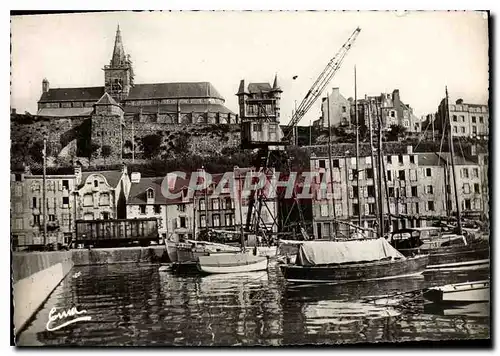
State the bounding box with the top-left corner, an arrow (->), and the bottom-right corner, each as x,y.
127,177 -> 166,205
416,153 -> 441,166
39,87 -> 105,103
125,82 -> 224,101
79,170 -> 124,189
436,152 -> 478,166
248,83 -> 272,94
96,92 -> 119,106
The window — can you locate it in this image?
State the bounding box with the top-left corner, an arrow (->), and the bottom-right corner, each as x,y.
472,126 -> 477,134
398,155 -> 404,164
342,106 -> 346,113
367,186 -> 375,197
333,159 -> 340,168
368,203 -> 376,215
180,217 -> 187,228
225,214 -> 233,226
426,185 -> 433,194
484,156 -> 489,165
320,203 -> 328,217
83,194 -> 93,207
409,169 -> 417,181
453,127 -> 457,133
472,116 -> 476,123
178,204 -> 186,212
388,187 -> 395,197
411,186 -> 418,197
15,218 -> 23,230
365,157 -> 372,166
460,115 -> 465,122
452,115 -> 457,122
387,156 -> 392,164
200,215 -> 206,227
318,160 -> 326,169
463,183 -> 470,194
426,168 -> 432,177
409,155 -> 415,164
154,205 -> 161,214
253,123 -> 262,132
94,180 -> 98,188
427,201 -> 435,211
225,197 -> 233,209
474,183 -> 480,194
62,196 -> 69,206
464,199 -> 471,210
401,203 -> 408,214
387,170 -> 392,181
479,116 -> 484,124
400,187 -> 406,197
212,214 -> 220,227
353,203 -> 359,216
147,189 -> 154,200
140,206 -> 146,214
391,111 -> 395,118
48,214 -> 55,222
472,168 -> 479,178
62,180 -> 69,190
15,185 -> 22,196
33,214 -> 40,225
461,168 -> 469,178
366,168 -> 374,179
102,212 -> 110,220
32,197 -> 37,208
461,127 -> 466,133
99,193 -> 110,206
398,170 -> 406,180
211,198 -> 219,210
182,188 -> 188,198
415,202 -> 420,214
15,174 -> 22,182
199,198 -> 206,211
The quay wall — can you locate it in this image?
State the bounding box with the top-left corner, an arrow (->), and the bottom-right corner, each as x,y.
12,246 -> 169,335
12,251 -> 74,334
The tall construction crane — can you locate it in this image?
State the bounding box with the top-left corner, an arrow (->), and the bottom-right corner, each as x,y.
242,27 -> 361,240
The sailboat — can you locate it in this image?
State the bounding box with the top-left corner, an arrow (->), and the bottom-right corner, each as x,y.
196,169 -> 269,275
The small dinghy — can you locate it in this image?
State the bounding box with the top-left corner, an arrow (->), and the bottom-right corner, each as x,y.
423,280 -> 490,304
158,264 -> 173,272
197,253 -> 268,274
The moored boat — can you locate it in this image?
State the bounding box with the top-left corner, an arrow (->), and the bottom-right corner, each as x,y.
197,252 -> 269,274
279,238 -> 429,284
424,259 -> 489,273
423,280 -> 490,304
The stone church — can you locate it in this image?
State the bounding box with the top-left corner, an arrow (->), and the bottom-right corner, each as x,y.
36,25 -> 237,159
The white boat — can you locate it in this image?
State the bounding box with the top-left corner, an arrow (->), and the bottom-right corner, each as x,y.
166,239 -> 241,264
197,252 -> 269,274
423,280 -> 490,304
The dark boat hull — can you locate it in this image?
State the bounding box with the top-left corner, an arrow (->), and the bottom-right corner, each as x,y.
398,241 -> 489,265
279,255 -> 429,284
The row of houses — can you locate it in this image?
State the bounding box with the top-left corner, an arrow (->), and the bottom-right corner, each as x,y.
10,164 -> 278,246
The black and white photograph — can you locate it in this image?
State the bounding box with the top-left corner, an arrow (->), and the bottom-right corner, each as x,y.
9,10 -> 491,347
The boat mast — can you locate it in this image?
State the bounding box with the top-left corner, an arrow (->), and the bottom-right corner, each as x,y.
42,137 -> 47,246
355,66 -> 362,229
368,99 -> 380,237
445,87 -> 463,234
326,91 -> 338,239
237,168 -> 245,249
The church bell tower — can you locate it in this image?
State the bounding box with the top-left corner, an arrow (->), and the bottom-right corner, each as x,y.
103,25 -> 134,102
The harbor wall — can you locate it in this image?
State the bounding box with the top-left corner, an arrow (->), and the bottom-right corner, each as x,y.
12,246 -> 169,335
12,251 -> 74,334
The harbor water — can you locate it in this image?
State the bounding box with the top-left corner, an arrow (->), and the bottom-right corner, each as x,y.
17,263 -> 490,346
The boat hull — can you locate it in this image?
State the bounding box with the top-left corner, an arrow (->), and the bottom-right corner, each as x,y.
398,240 -> 489,265
279,255 -> 429,284
424,280 -> 490,304
197,253 -> 268,274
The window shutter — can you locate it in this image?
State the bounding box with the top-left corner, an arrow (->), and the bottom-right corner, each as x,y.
59,181 -> 63,190
348,171 -> 353,181
349,186 -> 354,198
364,203 -> 369,214
359,170 -> 364,180
29,216 -> 34,226
29,197 -> 33,209
363,187 -> 368,198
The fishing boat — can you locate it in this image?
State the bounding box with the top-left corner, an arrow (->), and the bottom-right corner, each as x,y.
197,252 -> 268,274
423,280 -> 490,304
279,237 -> 429,284
386,227 -> 489,265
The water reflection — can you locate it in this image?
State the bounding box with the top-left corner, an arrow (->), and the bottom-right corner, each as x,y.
17,263 -> 489,346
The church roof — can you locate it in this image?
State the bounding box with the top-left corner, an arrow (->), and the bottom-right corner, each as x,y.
37,107 -> 94,117
39,87 -> 105,103
123,103 -> 235,115
125,82 -> 225,101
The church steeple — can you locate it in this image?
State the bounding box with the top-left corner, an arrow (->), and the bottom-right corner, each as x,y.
104,25 -> 133,101
111,24 -> 126,67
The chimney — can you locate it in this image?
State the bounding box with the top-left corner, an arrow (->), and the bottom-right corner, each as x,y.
131,172 -> 141,183
11,108 -> 16,115
122,163 -> 128,175
42,78 -> 49,93
456,99 -> 464,105
406,145 -> 413,154
73,161 -> 82,185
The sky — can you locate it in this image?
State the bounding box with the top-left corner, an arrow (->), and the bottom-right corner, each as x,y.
10,11 -> 489,126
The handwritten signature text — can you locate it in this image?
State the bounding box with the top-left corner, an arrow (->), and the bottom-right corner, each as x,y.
46,307 -> 92,331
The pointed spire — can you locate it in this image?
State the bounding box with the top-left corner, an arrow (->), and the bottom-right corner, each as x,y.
272,73 -> 282,93
111,24 -> 126,67
236,79 -> 248,95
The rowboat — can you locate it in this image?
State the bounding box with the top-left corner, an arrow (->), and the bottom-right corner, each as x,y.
424,259 -> 489,273
423,280 -> 490,304
197,252 -> 268,274
279,238 -> 429,284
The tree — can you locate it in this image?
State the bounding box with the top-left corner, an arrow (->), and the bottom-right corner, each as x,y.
386,124 -> 407,141
142,134 -> 163,159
